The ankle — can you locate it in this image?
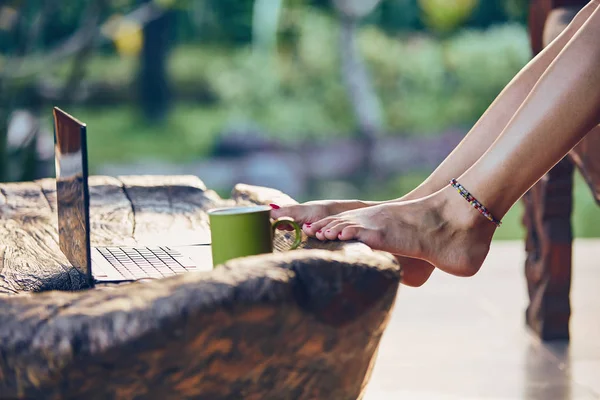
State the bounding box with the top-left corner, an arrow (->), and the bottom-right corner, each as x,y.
426,187 -> 495,277
437,185 -> 497,233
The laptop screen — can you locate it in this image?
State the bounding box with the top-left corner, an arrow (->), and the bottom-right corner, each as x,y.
53,107 -> 92,284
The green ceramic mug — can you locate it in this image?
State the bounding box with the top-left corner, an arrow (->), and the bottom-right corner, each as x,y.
208,205 -> 302,266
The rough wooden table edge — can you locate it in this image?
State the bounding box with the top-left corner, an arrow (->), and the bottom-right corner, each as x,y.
0,177 -> 402,399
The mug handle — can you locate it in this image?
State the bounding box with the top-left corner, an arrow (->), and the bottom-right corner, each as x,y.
272,217 -> 303,250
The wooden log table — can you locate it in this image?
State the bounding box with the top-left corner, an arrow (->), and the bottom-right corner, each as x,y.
0,175 -> 401,399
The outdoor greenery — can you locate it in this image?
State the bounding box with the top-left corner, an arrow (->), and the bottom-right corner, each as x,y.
3,0 -> 599,240
4,0 -> 532,171
51,18 -> 530,166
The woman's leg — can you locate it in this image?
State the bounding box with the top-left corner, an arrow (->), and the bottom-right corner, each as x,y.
272,0 -> 599,286
272,0 -> 599,219
396,0 -> 600,201
398,2 -> 598,286
305,3 -> 600,280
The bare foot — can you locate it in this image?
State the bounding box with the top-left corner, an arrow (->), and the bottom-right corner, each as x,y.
270,198 -> 438,286
270,200 -> 377,228
396,257 -> 435,287
303,187 -> 498,278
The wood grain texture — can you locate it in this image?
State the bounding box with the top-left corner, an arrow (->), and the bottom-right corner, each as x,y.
522,3 -> 596,341
523,158 -> 574,341
118,175 -> 219,245
0,177 -> 401,399
0,180 -> 83,292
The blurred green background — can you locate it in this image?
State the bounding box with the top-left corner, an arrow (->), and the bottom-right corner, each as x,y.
1,0 -> 598,240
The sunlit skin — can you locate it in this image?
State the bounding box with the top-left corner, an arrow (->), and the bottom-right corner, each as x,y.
271,0 -> 600,287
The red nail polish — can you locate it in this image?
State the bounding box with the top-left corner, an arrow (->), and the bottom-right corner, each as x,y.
317,230 -> 322,233
338,232 -> 342,237
305,223 -> 311,227
270,203 -> 280,210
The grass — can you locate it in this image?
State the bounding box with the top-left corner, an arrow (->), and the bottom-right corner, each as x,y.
58,104 -> 228,171
53,101 -> 353,172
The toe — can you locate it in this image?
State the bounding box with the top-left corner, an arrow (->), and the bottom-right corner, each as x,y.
301,222 -> 313,233
303,217 -> 334,237
271,204 -> 310,231
279,223 -> 296,232
313,218 -> 338,240
315,218 -> 344,239
270,204 -> 300,220
338,225 -> 361,241
315,228 -> 328,241
324,222 -> 349,240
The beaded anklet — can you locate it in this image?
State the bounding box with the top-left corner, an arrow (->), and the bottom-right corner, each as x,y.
450,179 -> 502,227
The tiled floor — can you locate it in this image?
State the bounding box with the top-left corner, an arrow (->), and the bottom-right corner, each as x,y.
364,239 -> 600,400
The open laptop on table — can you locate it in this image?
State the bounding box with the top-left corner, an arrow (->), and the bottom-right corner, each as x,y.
53,107 -> 212,286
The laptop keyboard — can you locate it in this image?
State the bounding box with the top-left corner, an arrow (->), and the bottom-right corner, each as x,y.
97,246 -> 197,280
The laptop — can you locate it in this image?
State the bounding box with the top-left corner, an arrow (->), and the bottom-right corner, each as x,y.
53,107 -> 212,286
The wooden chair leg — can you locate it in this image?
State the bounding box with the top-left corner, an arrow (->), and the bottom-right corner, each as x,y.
522,157 -> 574,341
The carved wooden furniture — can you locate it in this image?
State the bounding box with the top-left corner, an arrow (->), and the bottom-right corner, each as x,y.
0,175 -> 400,399
524,0 -> 600,341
